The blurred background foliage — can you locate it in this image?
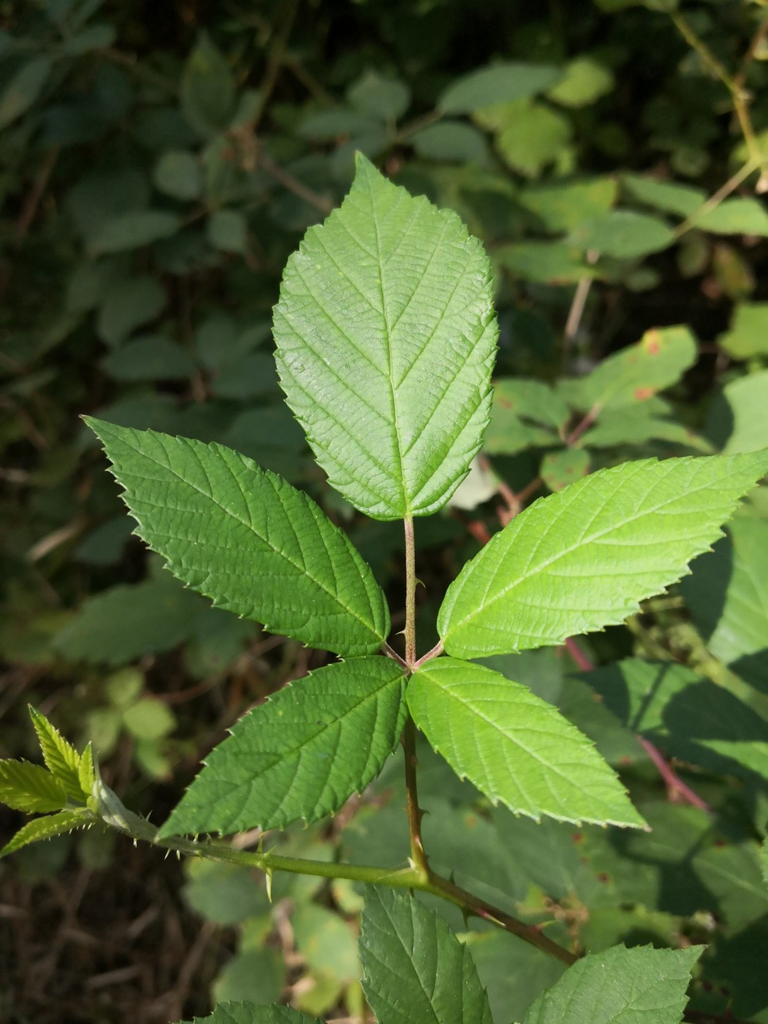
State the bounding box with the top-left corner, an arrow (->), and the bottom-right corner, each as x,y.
2,0 -> 768,1021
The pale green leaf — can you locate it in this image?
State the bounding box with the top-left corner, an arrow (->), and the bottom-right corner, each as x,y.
621,174 -> 706,218
78,742 -> 96,796
347,70 -> 410,122
273,153 -> 497,519
718,302 -> 768,359
488,101 -> 572,178
28,707 -> 82,801
0,760 -> 67,813
102,336 -> 197,381
568,326 -> 698,411
153,150 -> 204,201
0,809 -> 94,859
547,57 -> 614,108
541,448 -> 591,491
439,63 -> 562,114
581,404 -> 712,452
569,210 -> 675,258
359,886 -> 494,1024
0,56 -> 51,130
522,944 -> 703,1024
495,242 -> 595,284
159,657 -> 406,836
53,572 -> 206,666
408,658 -> 645,827
411,122 -> 491,164
708,371 -> 768,455
584,658 -> 768,782
438,451 -> 768,658
181,33 -> 237,138
518,178 -> 618,232
89,211 -> 182,255
179,1004 -> 321,1024
681,517 -> 768,691
85,418 -> 389,656
184,859 -> 270,926
293,903 -> 360,980
212,948 -> 286,1007
692,197 -> 768,236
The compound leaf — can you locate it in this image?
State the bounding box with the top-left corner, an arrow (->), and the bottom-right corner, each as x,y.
273,153 -> 497,520
408,658 -> 645,828
439,451 -> 768,659
0,760 -> 67,814
522,944 -> 703,1024
28,707 -> 83,801
0,809 -> 94,859
159,657 -> 406,837
85,418 -> 389,657
359,887 -> 494,1024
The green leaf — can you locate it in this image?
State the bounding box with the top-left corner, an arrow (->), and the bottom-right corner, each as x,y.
0,56 -> 52,130
522,944 -> 703,1024
580,403 -> 712,452
547,57 -> 614,108
273,153 -> 497,519
84,419 -> 389,656
411,122 -> 491,164
568,326 -> 698,411
489,101 -> 572,178
692,197 -> 768,236
518,178 -> 618,232
102,336 -> 197,381
96,276 -> 166,347
89,211 -> 182,255
484,377 -> 566,455
179,1004 -> 322,1024
123,698 -> 176,741
718,302 -> 768,359
681,517 -> 768,692
78,742 -> 95,796
181,33 -> 237,138
569,210 -> 675,258
207,209 -> 248,253
184,859 -> 270,926
495,242 -> 595,284
0,809 -> 93,859
541,448 -> 591,491
53,572 -> 205,666
409,658 -> 643,827
438,451 -> 768,658
293,903 -> 360,980
761,839 -> 768,889
212,948 -> 286,1007
708,370 -> 768,455
0,760 -> 68,813
439,63 -> 562,114
584,658 -> 768,782
159,657 -> 406,837
298,108 -> 380,141
467,931 -> 567,1024
347,69 -> 411,122
153,150 -> 204,201
359,887 -> 494,1024
621,174 -> 706,218
28,707 -> 82,801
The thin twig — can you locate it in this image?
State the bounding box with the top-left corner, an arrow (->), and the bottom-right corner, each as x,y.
673,157 -> 760,239
402,717 -> 429,879
259,152 -> 334,214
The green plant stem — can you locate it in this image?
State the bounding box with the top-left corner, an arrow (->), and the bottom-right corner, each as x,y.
402,716 -> 429,879
670,11 -> 767,187
122,818 -> 577,964
403,515 -> 417,667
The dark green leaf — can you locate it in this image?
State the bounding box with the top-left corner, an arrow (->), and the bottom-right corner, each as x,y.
439,63 -> 562,113
181,33 -> 237,138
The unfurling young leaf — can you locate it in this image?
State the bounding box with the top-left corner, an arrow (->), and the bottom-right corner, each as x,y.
0,760 -> 67,814
439,451 -> 768,658
273,153 -> 497,520
84,418 -> 389,657
359,887 -> 494,1024
0,808 -> 94,859
408,658 -> 645,828
159,658 -> 407,837
28,706 -> 82,800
